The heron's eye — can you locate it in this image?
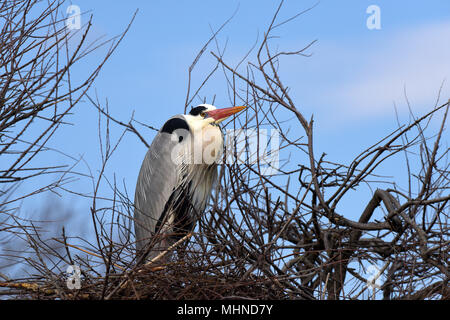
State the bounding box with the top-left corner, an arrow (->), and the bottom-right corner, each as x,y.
200,112 -> 206,118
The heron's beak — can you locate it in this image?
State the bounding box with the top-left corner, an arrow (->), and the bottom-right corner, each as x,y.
207,106 -> 246,123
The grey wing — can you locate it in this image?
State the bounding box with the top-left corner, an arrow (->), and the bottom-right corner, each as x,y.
133,130 -> 181,254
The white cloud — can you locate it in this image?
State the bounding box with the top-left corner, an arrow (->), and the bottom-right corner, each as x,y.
332,21 -> 450,118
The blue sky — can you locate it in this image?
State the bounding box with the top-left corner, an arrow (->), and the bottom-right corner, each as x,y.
2,0 -> 448,295
13,1 -> 450,232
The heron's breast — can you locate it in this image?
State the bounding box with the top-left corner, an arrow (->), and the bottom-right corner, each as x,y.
192,125 -> 224,165
189,163 -> 217,211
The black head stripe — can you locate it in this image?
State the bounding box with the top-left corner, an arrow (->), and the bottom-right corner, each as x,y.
161,117 -> 190,134
189,106 -> 207,116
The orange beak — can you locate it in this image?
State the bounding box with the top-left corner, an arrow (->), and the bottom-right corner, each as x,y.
206,106 -> 246,123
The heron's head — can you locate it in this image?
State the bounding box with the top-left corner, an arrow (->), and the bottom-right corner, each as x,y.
186,104 -> 246,128
178,104 -> 245,164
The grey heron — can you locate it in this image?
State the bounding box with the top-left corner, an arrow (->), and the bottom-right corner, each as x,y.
134,104 -> 246,262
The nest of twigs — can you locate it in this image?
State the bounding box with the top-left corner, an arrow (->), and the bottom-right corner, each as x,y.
1,260 -> 295,300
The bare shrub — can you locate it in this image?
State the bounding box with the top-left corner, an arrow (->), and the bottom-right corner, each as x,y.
0,2 -> 448,300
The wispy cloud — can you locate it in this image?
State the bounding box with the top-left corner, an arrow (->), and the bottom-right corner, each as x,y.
330,21 -> 450,118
